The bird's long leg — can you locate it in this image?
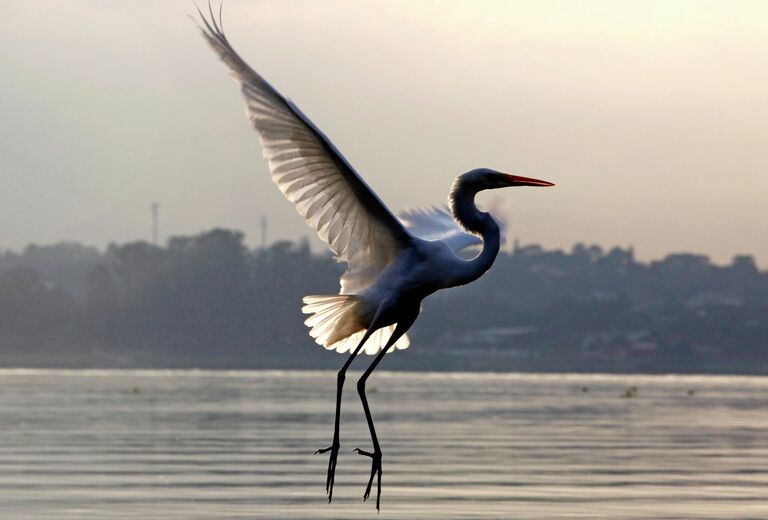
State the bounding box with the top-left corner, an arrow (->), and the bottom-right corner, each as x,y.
315,328 -> 375,503
354,318 -> 415,511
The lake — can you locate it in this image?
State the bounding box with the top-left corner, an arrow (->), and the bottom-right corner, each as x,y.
1,369 -> 767,519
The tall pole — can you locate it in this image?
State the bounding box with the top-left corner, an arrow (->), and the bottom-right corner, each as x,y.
151,203 -> 160,245
260,216 -> 268,249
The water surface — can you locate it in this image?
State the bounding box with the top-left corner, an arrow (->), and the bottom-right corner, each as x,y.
1,369 -> 767,519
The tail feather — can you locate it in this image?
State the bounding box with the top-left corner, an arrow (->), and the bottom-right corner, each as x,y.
331,325 -> 410,355
301,295 -> 410,355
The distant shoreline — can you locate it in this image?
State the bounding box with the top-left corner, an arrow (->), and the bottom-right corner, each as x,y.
1,356 -> 766,377
3,233 -> 766,376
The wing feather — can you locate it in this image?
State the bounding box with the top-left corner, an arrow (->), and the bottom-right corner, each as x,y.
198,9 -> 412,293
399,206 -> 480,252
399,205 -> 507,253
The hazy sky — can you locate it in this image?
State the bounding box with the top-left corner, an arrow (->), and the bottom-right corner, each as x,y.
2,1 -> 766,266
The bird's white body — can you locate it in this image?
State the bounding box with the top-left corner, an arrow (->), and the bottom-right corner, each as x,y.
358,239 -> 450,317
197,5 -> 553,510
360,224 -> 495,320
302,234 -> 476,355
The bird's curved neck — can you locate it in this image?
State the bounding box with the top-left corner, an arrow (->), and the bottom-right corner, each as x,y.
449,181 -> 501,286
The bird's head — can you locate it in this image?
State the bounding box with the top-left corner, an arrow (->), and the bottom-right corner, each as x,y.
459,168 -> 555,191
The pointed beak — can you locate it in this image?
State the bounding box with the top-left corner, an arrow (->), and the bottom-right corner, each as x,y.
503,174 -> 555,187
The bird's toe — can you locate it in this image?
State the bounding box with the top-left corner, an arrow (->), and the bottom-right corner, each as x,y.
353,448 -> 374,458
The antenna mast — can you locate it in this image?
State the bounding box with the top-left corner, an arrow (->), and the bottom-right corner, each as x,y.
151,202 -> 160,245
260,216 -> 268,249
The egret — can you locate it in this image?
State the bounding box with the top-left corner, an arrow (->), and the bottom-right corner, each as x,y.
197,5 -> 554,510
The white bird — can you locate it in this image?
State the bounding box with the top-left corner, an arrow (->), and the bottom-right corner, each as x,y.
197,5 -> 554,510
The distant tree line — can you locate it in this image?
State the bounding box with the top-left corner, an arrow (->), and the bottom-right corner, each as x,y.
0,229 -> 766,372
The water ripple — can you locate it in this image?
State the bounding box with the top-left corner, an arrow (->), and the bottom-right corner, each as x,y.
0,369 -> 766,519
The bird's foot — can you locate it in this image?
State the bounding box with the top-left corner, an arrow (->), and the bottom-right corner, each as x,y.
354,447 -> 383,510
315,440 -> 340,502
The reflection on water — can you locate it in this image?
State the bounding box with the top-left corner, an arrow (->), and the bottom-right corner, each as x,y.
1,369 -> 767,519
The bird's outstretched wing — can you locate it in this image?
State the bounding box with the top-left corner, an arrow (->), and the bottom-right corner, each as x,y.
197,7 -> 412,294
399,206 -> 506,253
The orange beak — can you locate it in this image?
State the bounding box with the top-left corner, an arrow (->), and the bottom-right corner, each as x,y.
504,174 -> 555,187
